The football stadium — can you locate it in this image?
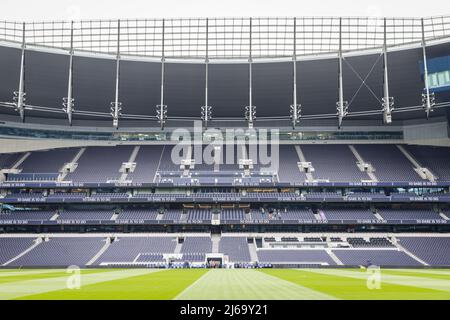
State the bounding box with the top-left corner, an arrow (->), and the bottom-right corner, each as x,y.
0,14 -> 450,302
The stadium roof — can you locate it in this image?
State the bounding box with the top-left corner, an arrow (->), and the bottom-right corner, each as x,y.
1,16 -> 450,59
0,16 -> 449,129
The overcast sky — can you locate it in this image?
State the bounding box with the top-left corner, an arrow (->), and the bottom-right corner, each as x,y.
0,0 -> 449,21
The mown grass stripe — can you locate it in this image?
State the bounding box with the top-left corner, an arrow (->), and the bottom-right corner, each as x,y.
304,268 -> 450,297
263,269 -> 450,300
176,269 -> 335,300
380,269 -> 450,281
0,269 -> 111,285
18,269 -> 208,300
0,269 -> 158,300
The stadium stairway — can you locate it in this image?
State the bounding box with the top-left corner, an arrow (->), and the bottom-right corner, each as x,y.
248,239 -> 259,262
440,212 -> 449,220
211,234 -> 220,254
396,145 -> 436,182
174,240 -> 183,254
212,212 -> 220,225
182,145 -> 193,177
119,146 -> 140,182
3,237 -> 42,267
87,237 -> 112,266
214,146 -> 221,172
391,237 -> 428,266
348,145 -> 378,182
325,249 -> 343,265
295,146 -> 314,182
50,212 -> 59,221
154,145 -> 167,180
373,209 -> 384,221
60,148 -> 85,181
315,210 -> 327,221
11,152 -> 31,170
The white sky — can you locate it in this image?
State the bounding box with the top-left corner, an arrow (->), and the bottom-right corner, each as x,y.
0,0 -> 449,21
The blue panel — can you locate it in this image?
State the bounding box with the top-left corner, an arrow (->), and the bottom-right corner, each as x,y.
419,55 -> 450,74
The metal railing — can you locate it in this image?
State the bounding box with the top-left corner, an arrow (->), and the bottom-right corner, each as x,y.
0,16 -> 449,59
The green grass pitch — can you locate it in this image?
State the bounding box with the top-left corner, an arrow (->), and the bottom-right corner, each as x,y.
0,268 -> 449,300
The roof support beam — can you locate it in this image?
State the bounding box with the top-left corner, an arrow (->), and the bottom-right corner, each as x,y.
245,18 -> 256,129
382,18 -> 394,124
290,17 -> 301,129
336,18 -> 348,129
201,18 -> 212,129
157,19 -> 167,130
14,23 -> 26,122
421,18 -> 435,119
110,20 -> 122,129
63,21 -> 75,125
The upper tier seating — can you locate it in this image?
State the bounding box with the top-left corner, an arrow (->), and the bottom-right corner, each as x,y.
0,210 -> 55,221
191,144 -> 243,172
302,145 -> 369,182
1,144 -> 449,183
278,209 -> 316,220
0,153 -> 24,170
157,145 -> 184,172
377,209 -> 443,221
126,146 -> 164,183
65,146 -> 134,183
277,146 -> 307,183
355,145 -> 422,182
162,210 -> 183,222
221,209 -> 251,222
18,148 -> 78,173
117,209 -> 159,221
186,210 -> 212,222
57,210 -> 114,221
322,209 -> 376,220
406,145 -> 450,181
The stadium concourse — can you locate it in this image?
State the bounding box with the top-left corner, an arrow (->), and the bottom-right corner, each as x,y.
0,17 -> 450,301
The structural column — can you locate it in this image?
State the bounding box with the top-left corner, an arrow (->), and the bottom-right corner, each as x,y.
336,18 -> 348,128
111,20 -> 122,129
63,21 -> 75,125
421,18 -> 435,119
157,19 -> 168,130
290,17 -> 301,129
245,18 -> 256,129
382,18 -> 394,124
14,22 -> 27,121
201,18 -> 212,129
